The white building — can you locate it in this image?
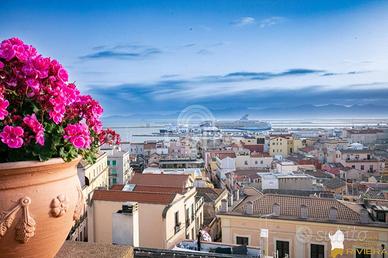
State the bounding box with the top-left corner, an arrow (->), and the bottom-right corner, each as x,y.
259,172 -> 316,191
275,161 -> 298,173
102,146 -> 133,186
216,156 -> 236,180
235,152 -> 273,170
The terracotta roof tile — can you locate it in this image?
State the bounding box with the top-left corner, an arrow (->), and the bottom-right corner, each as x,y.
196,187 -> 227,202
207,150 -> 236,159
134,185 -> 186,194
111,184 -> 125,190
232,194 -> 361,224
250,152 -> 270,157
92,189 -> 177,205
129,173 -> 190,188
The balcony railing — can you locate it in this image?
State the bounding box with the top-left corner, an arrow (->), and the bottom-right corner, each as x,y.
174,222 -> 181,234
195,196 -> 204,212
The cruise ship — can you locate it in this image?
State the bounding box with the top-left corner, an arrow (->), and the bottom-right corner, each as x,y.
213,114 -> 271,131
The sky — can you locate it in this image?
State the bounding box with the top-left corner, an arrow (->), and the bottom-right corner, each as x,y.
1,0 -> 388,119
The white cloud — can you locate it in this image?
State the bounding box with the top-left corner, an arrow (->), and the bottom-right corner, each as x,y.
231,17 -> 256,27
259,16 -> 286,28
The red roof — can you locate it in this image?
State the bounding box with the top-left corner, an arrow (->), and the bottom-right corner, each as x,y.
129,173 -> 190,188
92,190 -> 177,205
111,184 -> 125,190
300,146 -> 314,153
207,150 -> 236,159
250,152 -> 270,157
134,185 -> 186,194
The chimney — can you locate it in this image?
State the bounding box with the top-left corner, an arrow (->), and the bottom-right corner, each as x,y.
300,205 -> 308,219
234,189 -> 240,201
244,201 -> 254,215
220,199 -> 228,213
329,207 -> 338,221
229,192 -> 234,207
360,209 -> 369,224
272,203 -> 280,217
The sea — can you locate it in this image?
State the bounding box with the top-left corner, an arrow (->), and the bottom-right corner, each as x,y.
105,119 -> 388,143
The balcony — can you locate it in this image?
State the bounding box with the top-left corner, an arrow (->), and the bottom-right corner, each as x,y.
195,196 -> 204,212
174,222 -> 182,234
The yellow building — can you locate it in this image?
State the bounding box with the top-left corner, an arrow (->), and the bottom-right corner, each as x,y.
270,135 -> 290,157
80,152 -> 110,203
218,191 -> 388,258
68,152 -> 109,241
270,135 -> 303,157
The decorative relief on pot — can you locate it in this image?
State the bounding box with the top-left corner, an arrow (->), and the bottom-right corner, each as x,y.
0,196 -> 36,243
73,186 -> 84,221
50,194 -> 68,217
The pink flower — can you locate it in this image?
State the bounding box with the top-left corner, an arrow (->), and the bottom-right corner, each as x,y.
0,125 -> 24,149
32,56 -> 50,79
57,68 -> 68,82
64,122 -> 91,149
23,114 -> 45,146
26,79 -> 40,91
0,39 -> 16,61
0,61 -> 4,69
0,95 -> 9,120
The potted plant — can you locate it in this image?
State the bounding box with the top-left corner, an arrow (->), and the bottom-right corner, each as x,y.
0,38 -> 119,258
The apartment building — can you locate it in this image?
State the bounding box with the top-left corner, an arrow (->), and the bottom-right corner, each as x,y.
159,158 -> 204,169
339,148 -> 385,174
258,172 -> 316,191
269,134 -> 303,157
196,187 -> 229,241
218,191 -> 388,258
68,152 -> 109,242
275,160 -> 299,173
235,152 -> 273,169
216,155 -> 236,180
103,146 -> 133,187
88,174 -> 204,249
344,128 -> 384,145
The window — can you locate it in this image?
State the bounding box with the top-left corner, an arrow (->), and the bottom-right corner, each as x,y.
111,169 -> 117,175
107,160 -> 110,166
361,165 -> 364,170
244,161 -> 248,165
311,244 -> 324,258
186,208 -> 190,225
276,240 -> 290,258
376,211 -> 386,222
112,178 -> 117,185
112,160 -> 117,166
174,211 -> 181,234
355,249 -> 371,258
175,211 -> 179,226
236,236 -> 249,246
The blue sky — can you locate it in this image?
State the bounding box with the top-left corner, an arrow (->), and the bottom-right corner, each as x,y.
1,0 -> 388,118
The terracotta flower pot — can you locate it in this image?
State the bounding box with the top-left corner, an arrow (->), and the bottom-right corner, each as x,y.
0,157 -> 83,258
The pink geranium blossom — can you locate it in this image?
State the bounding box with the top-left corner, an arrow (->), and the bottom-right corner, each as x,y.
23,114 -> 45,146
0,95 -> 9,120
64,122 -> 92,149
0,37 -> 119,163
0,125 -> 24,148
